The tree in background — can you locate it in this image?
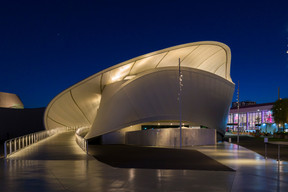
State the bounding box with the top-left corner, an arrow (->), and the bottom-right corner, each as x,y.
272,98 -> 288,131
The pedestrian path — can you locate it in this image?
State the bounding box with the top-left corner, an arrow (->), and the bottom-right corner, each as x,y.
189,143 -> 288,191
7,131 -> 93,160
0,131 -> 288,191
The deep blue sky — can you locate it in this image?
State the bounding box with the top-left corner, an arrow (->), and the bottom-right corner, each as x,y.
1,0 -> 288,108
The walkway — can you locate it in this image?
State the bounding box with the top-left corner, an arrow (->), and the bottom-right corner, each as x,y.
190,144 -> 288,191
0,131 -> 287,191
5,131 -> 92,160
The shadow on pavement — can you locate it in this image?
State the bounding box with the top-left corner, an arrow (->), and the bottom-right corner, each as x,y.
89,144 -> 234,171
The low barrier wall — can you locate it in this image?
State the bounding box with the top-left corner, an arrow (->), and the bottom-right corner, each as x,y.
126,128 -> 216,147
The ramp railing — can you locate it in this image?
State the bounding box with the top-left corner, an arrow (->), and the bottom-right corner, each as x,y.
75,127 -> 89,154
4,127 -> 67,158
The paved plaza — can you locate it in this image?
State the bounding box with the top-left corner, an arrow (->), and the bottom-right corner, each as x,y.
0,131 -> 288,191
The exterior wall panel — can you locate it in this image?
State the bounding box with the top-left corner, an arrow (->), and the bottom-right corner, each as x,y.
86,67 -> 234,139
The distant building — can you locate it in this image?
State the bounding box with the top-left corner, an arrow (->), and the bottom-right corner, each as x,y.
0,92 -> 24,109
231,101 -> 256,108
227,102 -> 288,133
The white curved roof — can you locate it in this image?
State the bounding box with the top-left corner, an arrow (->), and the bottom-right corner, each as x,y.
44,41 -> 232,131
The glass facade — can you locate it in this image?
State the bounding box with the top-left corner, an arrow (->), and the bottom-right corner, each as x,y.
248,111 -> 261,129
263,110 -> 273,123
228,109 -> 274,131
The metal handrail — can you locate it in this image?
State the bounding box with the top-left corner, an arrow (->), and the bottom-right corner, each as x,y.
4,127 -> 67,158
75,127 -> 89,154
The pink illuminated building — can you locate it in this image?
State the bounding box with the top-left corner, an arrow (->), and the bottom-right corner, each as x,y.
227,102 -> 276,132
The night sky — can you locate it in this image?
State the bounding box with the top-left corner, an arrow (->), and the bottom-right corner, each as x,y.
1,0 -> 288,108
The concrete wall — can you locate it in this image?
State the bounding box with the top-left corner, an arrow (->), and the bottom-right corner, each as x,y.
102,124 -> 141,144
126,128 -> 216,147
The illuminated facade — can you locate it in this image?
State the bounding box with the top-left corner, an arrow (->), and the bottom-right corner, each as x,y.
228,102 -> 281,132
44,41 -> 234,141
0,92 -> 24,109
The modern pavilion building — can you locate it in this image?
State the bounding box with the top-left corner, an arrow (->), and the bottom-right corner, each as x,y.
44,41 -> 235,146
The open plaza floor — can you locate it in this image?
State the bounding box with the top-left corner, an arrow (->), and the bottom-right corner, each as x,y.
0,131 -> 288,191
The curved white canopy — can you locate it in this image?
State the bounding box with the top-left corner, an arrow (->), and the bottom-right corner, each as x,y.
44,41 -> 232,132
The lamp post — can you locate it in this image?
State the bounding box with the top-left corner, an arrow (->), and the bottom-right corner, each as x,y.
237,81 -> 240,144
178,58 -> 183,148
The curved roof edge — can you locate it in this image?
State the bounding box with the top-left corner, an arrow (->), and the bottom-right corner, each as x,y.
95,41 -> 232,82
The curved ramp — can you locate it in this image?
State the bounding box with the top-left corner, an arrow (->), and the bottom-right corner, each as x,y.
8,131 -> 93,160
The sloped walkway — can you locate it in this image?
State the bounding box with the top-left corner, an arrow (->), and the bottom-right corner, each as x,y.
6,131 -> 93,160
89,144 -> 234,171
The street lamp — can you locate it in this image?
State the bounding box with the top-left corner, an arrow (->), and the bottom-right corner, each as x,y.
178,58 -> 183,148
237,81 -> 240,144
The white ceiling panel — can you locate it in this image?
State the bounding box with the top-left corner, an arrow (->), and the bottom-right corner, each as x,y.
181,45 -> 222,69
101,63 -> 133,86
71,75 -> 102,124
157,46 -> 197,68
48,92 -> 90,128
198,49 -> 226,76
130,52 -> 166,75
